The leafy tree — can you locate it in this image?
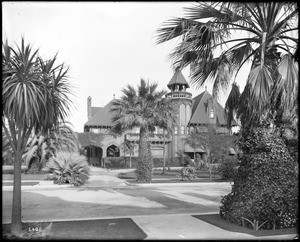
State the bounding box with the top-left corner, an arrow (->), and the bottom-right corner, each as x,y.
110,79 -> 177,182
156,2 -> 298,129
2,39 -> 73,236
220,124 -> 298,230
187,125 -> 237,180
121,139 -> 137,168
183,128 -> 206,164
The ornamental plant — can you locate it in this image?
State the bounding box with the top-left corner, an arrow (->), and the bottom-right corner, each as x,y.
178,166 -> 196,181
220,125 -> 298,230
45,151 -> 90,186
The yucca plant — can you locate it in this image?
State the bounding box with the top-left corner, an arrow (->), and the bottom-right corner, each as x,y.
2,38 -> 74,235
45,151 -> 90,186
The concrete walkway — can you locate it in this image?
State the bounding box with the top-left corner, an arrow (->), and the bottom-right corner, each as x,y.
2,167 -> 298,240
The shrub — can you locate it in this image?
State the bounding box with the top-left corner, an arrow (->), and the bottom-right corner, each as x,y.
106,157 -> 126,169
217,157 -> 239,180
180,155 -> 193,167
220,126 -> 298,230
152,157 -> 163,167
178,166 -> 196,181
45,151 -> 90,186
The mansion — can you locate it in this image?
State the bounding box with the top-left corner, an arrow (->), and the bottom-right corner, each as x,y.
77,69 -> 234,166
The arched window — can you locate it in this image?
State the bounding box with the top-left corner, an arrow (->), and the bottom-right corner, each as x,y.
107,145 -> 120,157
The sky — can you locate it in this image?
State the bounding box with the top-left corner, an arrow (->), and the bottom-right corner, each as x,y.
2,1 -> 249,133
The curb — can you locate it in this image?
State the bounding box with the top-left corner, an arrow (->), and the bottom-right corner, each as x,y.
124,181 -> 233,187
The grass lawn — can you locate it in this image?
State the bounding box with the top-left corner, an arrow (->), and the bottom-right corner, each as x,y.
192,214 -> 298,237
2,218 -> 147,240
118,168 -> 228,183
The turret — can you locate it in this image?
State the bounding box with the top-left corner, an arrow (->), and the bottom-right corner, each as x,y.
166,68 -> 193,158
166,68 -> 192,99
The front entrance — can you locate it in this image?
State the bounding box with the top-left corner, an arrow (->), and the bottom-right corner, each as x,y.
87,146 -> 103,166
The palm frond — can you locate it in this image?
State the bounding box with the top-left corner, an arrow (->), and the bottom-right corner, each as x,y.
225,82 -> 241,129
248,65 -> 273,116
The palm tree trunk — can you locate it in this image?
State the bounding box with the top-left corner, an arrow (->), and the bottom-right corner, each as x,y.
129,152 -> 132,168
260,32 -> 267,67
11,151 -> 23,236
162,129 -> 166,175
136,128 -> 152,182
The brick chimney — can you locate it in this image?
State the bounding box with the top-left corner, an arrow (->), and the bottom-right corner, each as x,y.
87,96 -> 92,120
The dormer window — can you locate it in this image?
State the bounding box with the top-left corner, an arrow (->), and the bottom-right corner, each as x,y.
210,109 -> 214,118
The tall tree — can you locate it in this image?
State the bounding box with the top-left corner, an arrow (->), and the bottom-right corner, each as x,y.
110,79 -> 177,182
2,39 -> 74,236
156,2 -> 298,128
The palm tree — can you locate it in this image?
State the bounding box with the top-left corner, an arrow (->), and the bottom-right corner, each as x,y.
2,38 -> 74,236
23,122 -> 79,172
2,126 -> 14,165
156,2 -> 298,128
110,79 -> 177,182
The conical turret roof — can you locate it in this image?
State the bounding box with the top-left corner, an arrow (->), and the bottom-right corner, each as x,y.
167,68 -> 190,89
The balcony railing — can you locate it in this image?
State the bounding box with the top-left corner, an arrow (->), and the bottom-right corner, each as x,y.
125,133 -> 171,143
165,91 -> 192,99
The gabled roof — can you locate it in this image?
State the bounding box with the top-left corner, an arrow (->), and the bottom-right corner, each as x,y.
189,90 -> 228,126
167,69 -> 190,88
84,99 -> 116,127
91,107 -> 102,117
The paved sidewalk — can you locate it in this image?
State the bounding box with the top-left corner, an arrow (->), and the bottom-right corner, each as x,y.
2,167 -> 298,240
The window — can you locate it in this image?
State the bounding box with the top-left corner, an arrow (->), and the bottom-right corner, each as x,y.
174,126 -> 178,135
180,125 -> 185,134
210,109 -> 214,118
186,127 -> 189,135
